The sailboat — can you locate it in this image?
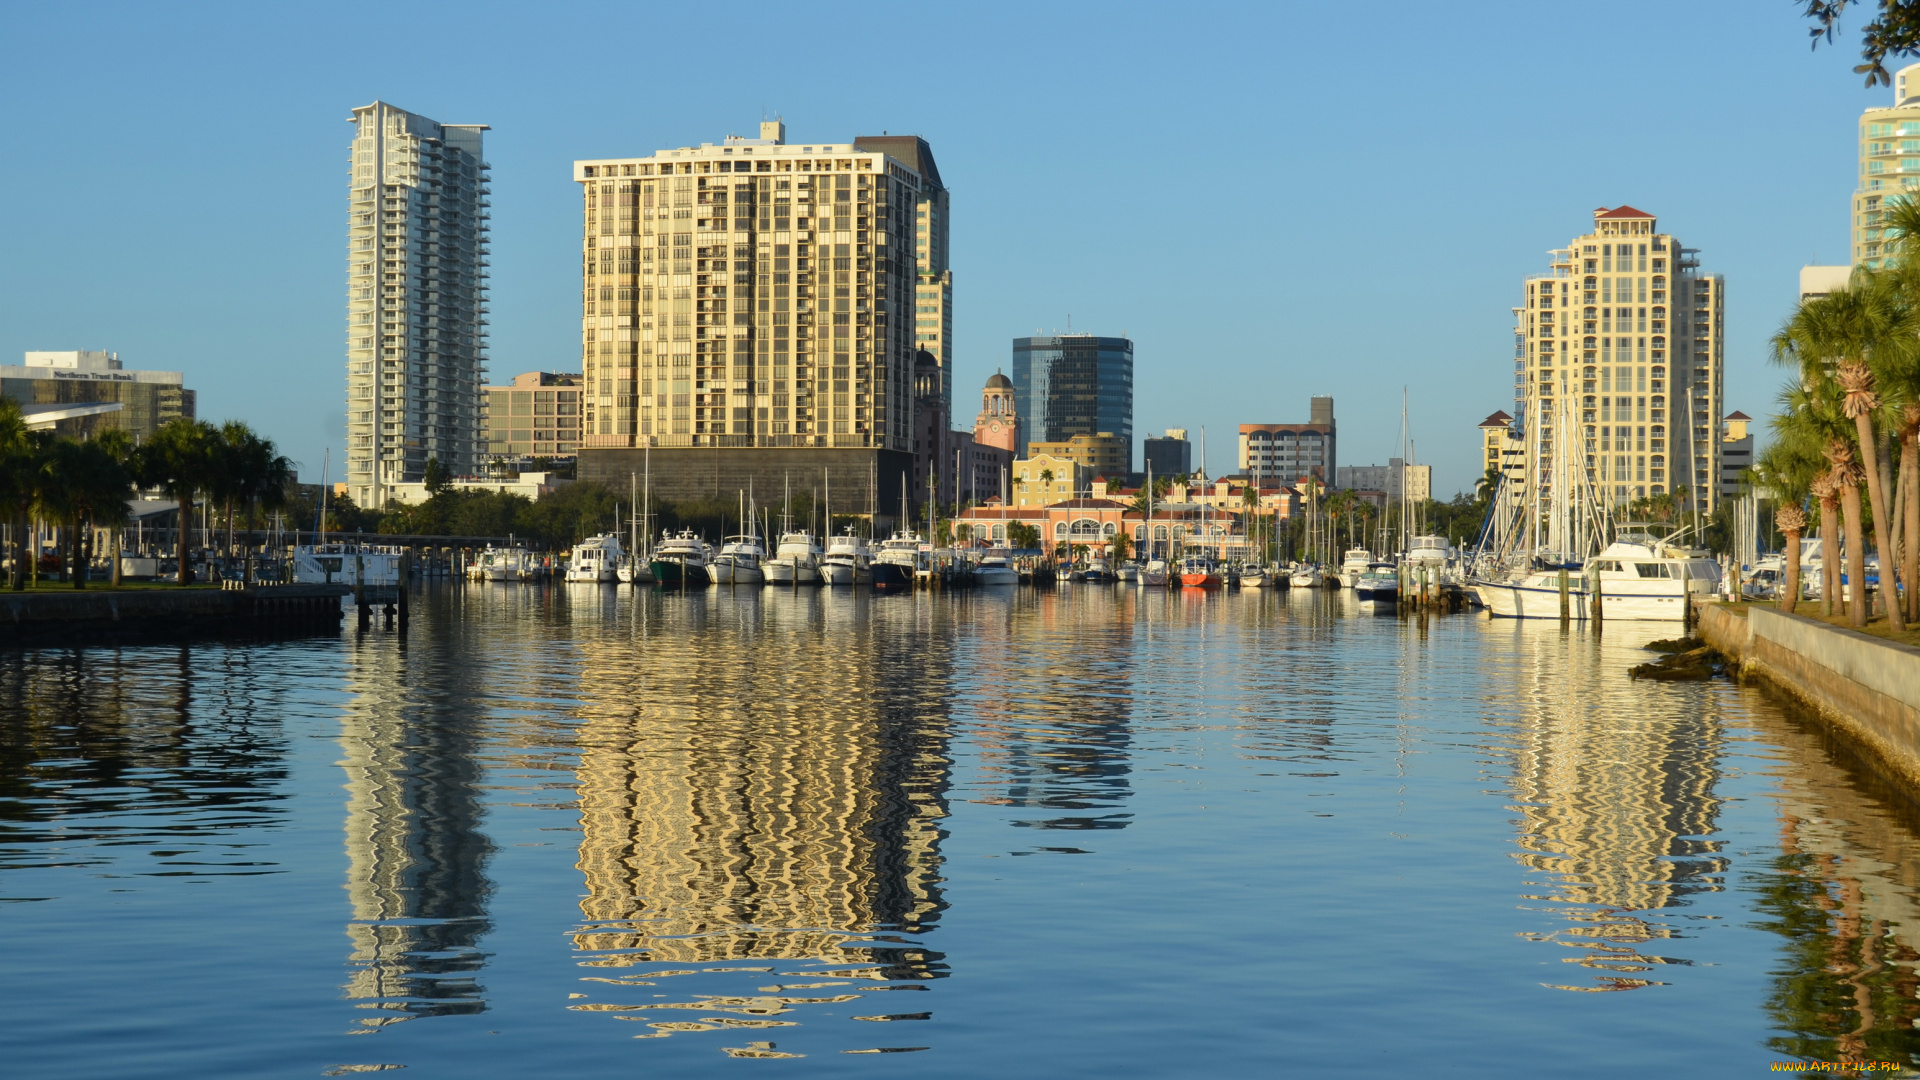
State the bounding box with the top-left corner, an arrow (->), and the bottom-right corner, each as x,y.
712,490 -> 767,585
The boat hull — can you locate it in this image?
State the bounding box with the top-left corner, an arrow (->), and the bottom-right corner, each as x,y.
1180,573 -> 1223,588
821,562 -> 856,585
975,568 -> 1018,586
1355,584 -> 1399,602
871,562 -> 914,592
651,559 -> 712,587
1476,578 -> 1690,620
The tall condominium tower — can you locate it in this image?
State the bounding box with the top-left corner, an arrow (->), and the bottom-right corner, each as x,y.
1854,62 -> 1920,268
1517,206 -> 1724,524
570,122 -> 945,457
1010,334 -> 1133,470
344,102 -> 490,510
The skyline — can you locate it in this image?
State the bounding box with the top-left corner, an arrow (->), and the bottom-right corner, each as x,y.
0,2 -> 1887,497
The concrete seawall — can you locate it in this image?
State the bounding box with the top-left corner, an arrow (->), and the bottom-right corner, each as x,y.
1698,602 -> 1920,794
0,585 -> 351,645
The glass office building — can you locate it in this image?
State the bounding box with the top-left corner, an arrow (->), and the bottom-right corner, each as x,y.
1010,334 -> 1132,471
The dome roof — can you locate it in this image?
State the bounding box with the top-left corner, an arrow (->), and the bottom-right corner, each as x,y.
985,372 -> 1013,389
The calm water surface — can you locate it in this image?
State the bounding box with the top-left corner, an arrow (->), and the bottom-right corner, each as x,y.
5,585 -> 1920,1077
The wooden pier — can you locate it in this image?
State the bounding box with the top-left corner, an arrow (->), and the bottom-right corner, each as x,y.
0,583 -> 355,645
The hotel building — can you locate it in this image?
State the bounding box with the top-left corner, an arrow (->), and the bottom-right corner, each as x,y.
1518,206 -> 1725,514
344,101 -> 491,510
570,122 -> 944,517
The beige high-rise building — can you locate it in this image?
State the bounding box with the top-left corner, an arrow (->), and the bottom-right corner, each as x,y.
570,122 -> 947,456
344,102 -> 490,510
1518,206 -> 1725,519
1854,62 -> 1920,268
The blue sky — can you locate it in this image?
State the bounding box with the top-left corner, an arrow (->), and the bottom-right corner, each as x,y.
0,2 -> 1887,494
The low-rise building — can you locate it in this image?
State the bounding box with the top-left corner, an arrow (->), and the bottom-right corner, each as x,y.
387,471 -> 572,506
1011,453 -> 1086,508
1027,431 -> 1128,480
4,351 -> 194,440
483,372 -> 584,465
1336,458 -> 1431,501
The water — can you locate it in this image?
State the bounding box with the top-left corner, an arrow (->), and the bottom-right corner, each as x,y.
5,584 -> 1920,1077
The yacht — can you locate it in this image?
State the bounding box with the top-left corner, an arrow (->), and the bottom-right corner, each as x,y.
872,530 -> 921,592
1354,562 -> 1400,603
1475,528 -> 1721,620
294,543 -> 403,586
712,534 -> 767,585
1081,556 -> 1116,584
1239,564 -> 1273,588
1289,564 -> 1325,588
765,531 -> 823,585
617,554 -> 654,586
974,551 -> 1019,586
650,530 -> 714,587
1340,548 -> 1372,588
565,534 -> 624,583
1405,535 -> 1453,570
1116,561 -> 1140,583
466,545 -> 538,582
1179,555 -> 1223,589
820,528 -> 872,585
1140,558 -> 1171,587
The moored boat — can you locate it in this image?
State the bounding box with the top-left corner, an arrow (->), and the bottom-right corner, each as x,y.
712,534 -> 767,585
1179,555 -> 1223,588
1354,562 -> 1399,602
1340,548 -> 1372,588
565,534 -> 624,583
765,531 -> 823,586
1289,564 -> 1325,588
1474,527 -> 1721,620
650,530 -> 714,587
974,551 -> 1019,586
1140,558 -> 1171,586
872,530 -> 920,592
820,528 -> 872,585
1239,564 -> 1273,588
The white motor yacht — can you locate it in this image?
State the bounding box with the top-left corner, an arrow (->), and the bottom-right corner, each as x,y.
765,531 -> 823,585
1339,548 -> 1372,588
1355,562 -> 1400,602
820,528 -> 872,585
294,543 -> 403,586
1475,528 -> 1721,620
712,534 -> 767,585
1406,535 -> 1453,570
565,534 -> 624,583
1116,561 -> 1140,583
974,551 -> 1019,586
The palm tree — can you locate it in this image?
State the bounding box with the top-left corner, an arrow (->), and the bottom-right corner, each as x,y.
1871,194 -> 1920,619
1755,427 -> 1825,614
0,399 -> 37,590
34,436 -> 132,589
137,418 -> 216,584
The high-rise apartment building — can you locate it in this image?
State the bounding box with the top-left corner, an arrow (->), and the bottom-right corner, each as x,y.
1010,334 -> 1133,469
344,102 -> 490,510
1518,206 -> 1724,519
1854,62 -> 1920,268
569,122 -> 944,517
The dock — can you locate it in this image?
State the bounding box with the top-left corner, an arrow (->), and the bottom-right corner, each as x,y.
0,583 -> 355,645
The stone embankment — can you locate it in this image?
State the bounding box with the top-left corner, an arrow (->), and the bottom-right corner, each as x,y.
0,584 -> 351,645
1697,601 -> 1920,794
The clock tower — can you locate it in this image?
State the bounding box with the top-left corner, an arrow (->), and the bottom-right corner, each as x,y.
973,372 -> 1018,454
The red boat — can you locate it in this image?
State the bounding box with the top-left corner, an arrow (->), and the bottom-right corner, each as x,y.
1179,555 -> 1222,588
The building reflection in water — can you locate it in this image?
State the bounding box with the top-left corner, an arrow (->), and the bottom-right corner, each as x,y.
1486,624 -> 1727,992
1746,703 -> 1920,1069
961,589 -> 1133,848
338,634 -> 495,1027
566,590 -> 950,1040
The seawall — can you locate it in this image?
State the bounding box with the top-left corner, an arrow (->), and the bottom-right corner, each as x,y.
0,584 -> 351,646
1697,602 -> 1920,795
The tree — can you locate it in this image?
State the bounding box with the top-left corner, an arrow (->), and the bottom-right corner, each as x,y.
424,456 -> 450,495
34,436 -> 131,589
1774,284 -> 1903,627
1755,423 -> 1827,614
0,399 -> 36,590
1007,521 -> 1040,551
1803,1 -> 1920,87
136,418 -> 216,584
1110,528 -> 1131,563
